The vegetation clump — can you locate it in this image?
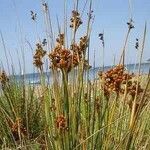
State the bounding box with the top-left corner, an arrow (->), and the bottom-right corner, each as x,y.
0,1 -> 149,150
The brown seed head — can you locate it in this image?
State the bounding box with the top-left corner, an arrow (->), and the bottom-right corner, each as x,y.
99,65 -> 134,96
70,10 -> 82,31
0,70 -> 9,86
55,115 -> 67,132
33,43 -> 46,70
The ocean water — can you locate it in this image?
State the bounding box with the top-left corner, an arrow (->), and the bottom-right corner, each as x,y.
12,63 -> 150,85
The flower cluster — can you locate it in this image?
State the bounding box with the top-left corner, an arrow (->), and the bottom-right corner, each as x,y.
8,118 -> 27,141
70,10 -> 82,31
98,33 -> 104,47
94,97 -> 101,112
42,2 -> 48,11
127,19 -> 134,30
135,38 -> 139,50
0,70 -> 9,87
49,47 -> 78,72
70,36 -> 88,59
124,80 -> 143,99
55,115 -> 67,132
79,36 -> 88,53
49,34 -> 87,72
87,10 -> 94,20
124,80 -> 144,111
99,64 -> 144,108
33,43 -> 46,70
30,11 -> 37,21
56,33 -> 65,46
99,65 -> 133,95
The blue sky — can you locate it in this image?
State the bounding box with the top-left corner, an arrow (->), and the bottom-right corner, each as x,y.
0,0 -> 150,74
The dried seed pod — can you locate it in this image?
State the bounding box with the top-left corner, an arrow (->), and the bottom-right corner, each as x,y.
56,33 -> 65,46
70,10 -> 82,31
55,115 -> 67,132
8,118 -> 27,141
30,11 -> 37,21
49,34 -> 83,73
70,35 -> 88,61
0,70 -> 9,87
99,65 -> 134,95
33,43 -> 46,70
127,19 -> 134,29
135,38 -> 139,50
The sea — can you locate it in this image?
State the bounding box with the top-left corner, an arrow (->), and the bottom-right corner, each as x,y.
12,63 -> 150,85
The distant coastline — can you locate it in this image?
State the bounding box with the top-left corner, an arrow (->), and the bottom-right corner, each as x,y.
11,62 -> 150,78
